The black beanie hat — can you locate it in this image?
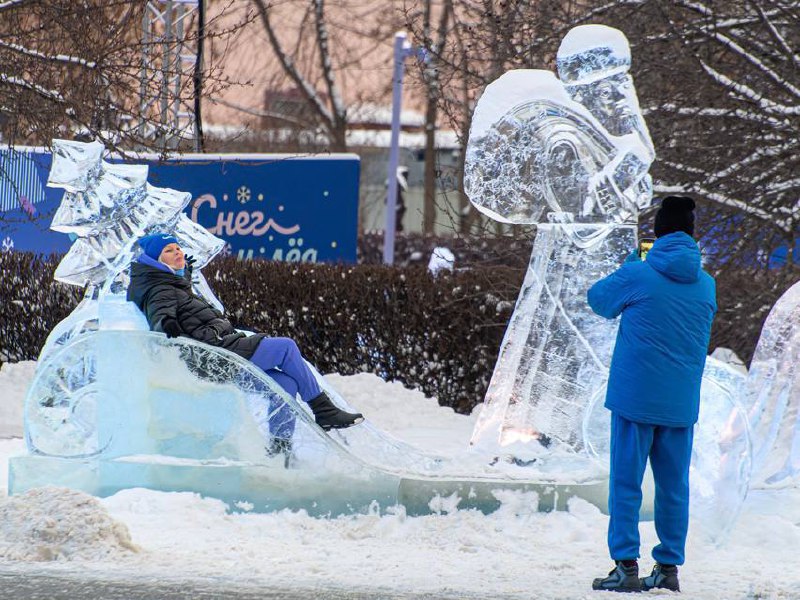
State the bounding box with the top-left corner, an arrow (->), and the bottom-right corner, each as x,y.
654,196 -> 695,237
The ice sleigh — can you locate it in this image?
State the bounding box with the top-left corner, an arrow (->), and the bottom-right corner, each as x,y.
9,298 -> 612,517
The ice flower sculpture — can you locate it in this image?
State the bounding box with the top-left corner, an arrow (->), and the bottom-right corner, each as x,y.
742,280 -> 800,487
47,139 -> 223,292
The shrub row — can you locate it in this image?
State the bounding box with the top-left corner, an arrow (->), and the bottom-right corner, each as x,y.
0,252 -> 522,413
1,248 -> 796,412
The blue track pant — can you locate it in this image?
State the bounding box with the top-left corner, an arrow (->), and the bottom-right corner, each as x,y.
249,337 -> 322,438
608,412 -> 694,566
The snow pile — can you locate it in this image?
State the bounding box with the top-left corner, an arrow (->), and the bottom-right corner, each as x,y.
326,372 -> 479,456
0,360 -> 35,438
0,487 -> 138,561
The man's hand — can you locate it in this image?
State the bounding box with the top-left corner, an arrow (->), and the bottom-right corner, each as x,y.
625,250 -> 642,263
161,317 -> 182,338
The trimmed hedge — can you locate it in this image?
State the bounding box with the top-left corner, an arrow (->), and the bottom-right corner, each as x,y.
1,249 -> 796,412
204,258 -> 520,413
0,252 -> 521,413
0,253 -> 82,363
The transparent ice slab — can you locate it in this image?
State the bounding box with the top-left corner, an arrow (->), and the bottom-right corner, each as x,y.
469,224 -> 635,456
742,280 -> 800,487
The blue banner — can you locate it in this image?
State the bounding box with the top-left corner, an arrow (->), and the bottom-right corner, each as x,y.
0,148 -> 360,263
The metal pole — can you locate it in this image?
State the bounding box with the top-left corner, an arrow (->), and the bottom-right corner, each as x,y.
160,0 -> 174,147
193,0 -> 206,152
383,32 -> 410,265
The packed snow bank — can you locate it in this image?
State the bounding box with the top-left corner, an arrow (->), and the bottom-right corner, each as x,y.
97,485 -> 800,599
325,372 -> 478,456
0,361 -> 34,438
0,487 -> 138,561
0,367 -> 799,597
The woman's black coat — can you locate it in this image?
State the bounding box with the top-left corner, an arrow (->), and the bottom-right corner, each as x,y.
127,260 -> 264,360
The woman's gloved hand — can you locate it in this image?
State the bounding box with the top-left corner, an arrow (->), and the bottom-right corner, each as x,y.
184,254 -> 197,274
161,317 -> 182,338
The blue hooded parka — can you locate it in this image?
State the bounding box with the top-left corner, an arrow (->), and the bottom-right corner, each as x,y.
587,232 -> 717,427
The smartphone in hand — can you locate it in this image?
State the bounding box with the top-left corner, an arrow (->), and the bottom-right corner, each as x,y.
638,237 -> 655,261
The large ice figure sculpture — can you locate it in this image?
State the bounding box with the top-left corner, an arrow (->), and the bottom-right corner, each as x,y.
742,280 -> 800,486
465,25 -> 655,453
463,25 -> 756,541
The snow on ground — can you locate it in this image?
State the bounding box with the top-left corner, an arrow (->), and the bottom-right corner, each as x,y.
1,365 -> 800,598
0,360 -> 34,438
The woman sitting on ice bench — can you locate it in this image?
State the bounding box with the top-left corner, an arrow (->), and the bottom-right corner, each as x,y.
126,233 -> 364,451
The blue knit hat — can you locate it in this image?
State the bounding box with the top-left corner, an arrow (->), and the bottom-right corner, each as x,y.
138,232 -> 179,260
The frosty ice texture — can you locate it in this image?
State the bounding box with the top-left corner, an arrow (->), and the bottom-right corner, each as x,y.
742,280 -> 800,486
46,140 -> 225,309
470,224 -> 636,454
47,139 -> 221,290
466,25 -> 654,452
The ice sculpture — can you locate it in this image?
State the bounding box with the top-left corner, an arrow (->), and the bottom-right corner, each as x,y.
741,280 -> 800,486
465,25 -> 655,453
12,138 -> 617,517
8,135 -> 767,528
463,25 -> 758,542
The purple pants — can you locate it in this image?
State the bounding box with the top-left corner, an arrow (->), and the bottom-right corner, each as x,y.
249,337 -> 321,438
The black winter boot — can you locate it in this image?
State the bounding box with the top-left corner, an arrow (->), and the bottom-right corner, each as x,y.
592,560 -> 641,593
640,563 -> 680,592
308,392 -> 364,431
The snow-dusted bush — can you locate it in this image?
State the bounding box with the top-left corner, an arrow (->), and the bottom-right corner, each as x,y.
206,258 -> 521,413
1,250 -> 795,411
0,252 -> 81,363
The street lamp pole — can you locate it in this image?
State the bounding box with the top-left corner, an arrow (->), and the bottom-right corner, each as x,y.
383,32 -> 413,265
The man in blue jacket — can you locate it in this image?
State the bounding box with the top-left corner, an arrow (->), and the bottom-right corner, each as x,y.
588,196 -> 717,593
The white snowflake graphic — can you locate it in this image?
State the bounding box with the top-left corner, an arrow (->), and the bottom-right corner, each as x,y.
221,242 -> 232,256
1,236 -> 14,252
237,186 -> 251,204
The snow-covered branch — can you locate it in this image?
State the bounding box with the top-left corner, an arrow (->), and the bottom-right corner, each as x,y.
700,62 -> 800,115
0,72 -> 64,102
654,183 -> 791,233
0,40 -> 97,68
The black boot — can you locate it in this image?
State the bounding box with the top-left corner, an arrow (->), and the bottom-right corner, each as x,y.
592,560 -> 641,593
640,563 -> 679,592
308,392 -> 363,431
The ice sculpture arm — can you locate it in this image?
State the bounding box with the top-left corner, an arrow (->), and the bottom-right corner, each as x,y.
587,265 -> 636,319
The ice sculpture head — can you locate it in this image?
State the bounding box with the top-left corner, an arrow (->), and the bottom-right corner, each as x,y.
557,25 -> 641,138
464,25 -> 654,231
